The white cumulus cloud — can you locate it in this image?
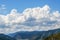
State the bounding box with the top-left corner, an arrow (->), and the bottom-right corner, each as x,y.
0,5 -> 60,34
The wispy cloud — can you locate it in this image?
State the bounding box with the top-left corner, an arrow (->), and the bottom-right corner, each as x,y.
0,4 -> 7,14
0,5 -> 60,34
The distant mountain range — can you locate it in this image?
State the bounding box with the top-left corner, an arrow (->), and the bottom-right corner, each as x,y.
8,28 -> 60,40
0,28 -> 60,40
0,34 -> 16,40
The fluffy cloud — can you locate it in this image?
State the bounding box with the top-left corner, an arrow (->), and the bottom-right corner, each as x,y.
0,5 -> 60,34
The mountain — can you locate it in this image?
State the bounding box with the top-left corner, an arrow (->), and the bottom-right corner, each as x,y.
0,34 -> 16,40
35,29 -> 60,40
44,33 -> 60,40
8,28 -> 60,40
9,31 -> 44,40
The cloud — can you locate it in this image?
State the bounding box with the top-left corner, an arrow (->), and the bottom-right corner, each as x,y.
0,4 -> 7,15
0,5 -> 60,34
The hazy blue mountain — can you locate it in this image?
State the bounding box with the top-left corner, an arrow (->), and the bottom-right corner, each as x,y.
8,28 -> 60,40
0,34 -> 16,40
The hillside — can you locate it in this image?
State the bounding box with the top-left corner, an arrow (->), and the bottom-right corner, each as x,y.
44,33 -> 60,40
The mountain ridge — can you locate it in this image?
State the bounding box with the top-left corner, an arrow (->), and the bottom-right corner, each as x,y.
8,28 -> 60,40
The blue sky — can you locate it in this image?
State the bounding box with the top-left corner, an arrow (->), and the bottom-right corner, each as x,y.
0,0 -> 60,14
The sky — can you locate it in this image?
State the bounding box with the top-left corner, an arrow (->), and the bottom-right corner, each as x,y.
0,0 -> 60,34
0,0 -> 60,14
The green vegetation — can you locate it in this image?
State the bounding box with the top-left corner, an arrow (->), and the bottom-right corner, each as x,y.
44,33 -> 60,40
